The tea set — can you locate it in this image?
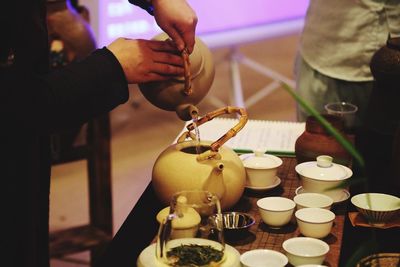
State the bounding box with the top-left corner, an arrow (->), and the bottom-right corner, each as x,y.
134,32 -> 399,267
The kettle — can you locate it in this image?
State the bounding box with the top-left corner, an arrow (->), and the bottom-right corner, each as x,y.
138,33 -> 215,121
151,106 -> 248,210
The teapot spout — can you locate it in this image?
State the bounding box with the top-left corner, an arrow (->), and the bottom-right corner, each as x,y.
202,162 -> 226,200
176,104 -> 199,121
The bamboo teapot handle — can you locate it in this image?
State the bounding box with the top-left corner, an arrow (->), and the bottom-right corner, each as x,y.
177,106 -> 248,160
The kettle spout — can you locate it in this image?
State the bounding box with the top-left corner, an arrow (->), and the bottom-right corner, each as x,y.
202,162 -> 226,200
176,104 -> 199,121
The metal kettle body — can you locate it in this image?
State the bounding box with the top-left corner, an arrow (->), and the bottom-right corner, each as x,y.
138,33 -> 215,121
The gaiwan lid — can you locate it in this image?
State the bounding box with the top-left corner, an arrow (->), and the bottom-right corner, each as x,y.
240,151 -> 283,169
296,155 -> 352,181
156,201 -> 201,229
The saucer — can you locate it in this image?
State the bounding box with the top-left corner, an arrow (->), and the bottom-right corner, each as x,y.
137,238 -> 241,267
245,176 -> 281,191
295,186 -> 350,204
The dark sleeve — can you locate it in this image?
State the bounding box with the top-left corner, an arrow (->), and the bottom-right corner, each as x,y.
1,47 -> 129,133
128,0 -> 154,15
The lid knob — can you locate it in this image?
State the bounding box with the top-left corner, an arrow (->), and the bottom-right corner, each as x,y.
316,155 -> 333,168
254,150 -> 266,157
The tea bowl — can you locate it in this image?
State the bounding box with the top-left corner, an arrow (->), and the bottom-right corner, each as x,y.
295,208 -> 335,239
240,249 -> 288,267
294,193 -> 333,210
282,237 -> 329,266
257,197 -> 296,228
240,151 -> 282,188
295,155 -> 352,201
351,193 -> 400,226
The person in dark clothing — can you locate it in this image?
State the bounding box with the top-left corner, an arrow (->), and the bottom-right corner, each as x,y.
0,0 -> 197,266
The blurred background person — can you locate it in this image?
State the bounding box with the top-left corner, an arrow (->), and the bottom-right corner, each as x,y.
295,0 -> 400,131
0,0 -> 197,267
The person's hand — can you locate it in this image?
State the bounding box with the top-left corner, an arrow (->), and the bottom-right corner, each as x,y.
107,38 -> 184,84
152,0 -> 198,53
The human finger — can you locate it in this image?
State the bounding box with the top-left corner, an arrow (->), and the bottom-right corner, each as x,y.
163,27 -> 186,52
151,62 -> 184,76
148,39 -> 180,53
141,72 -> 179,82
152,51 -> 184,66
181,28 -> 196,54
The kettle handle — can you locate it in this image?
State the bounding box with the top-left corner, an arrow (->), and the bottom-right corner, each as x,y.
187,106 -> 248,152
182,49 -> 193,96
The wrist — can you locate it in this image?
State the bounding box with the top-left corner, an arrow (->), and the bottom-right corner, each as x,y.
47,0 -> 68,12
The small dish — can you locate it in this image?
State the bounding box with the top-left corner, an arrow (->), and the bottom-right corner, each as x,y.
210,212 -> 255,232
245,176 -> 281,191
296,186 -> 350,204
137,238 -> 241,267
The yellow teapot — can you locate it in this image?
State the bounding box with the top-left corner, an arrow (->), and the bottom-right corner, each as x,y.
152,107 -> 248,210
138,33 -> 215,121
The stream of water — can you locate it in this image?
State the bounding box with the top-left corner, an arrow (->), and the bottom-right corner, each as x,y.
191,115 -> 201,154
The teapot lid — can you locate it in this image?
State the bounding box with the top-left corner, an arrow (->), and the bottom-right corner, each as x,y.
295,155 -> 352,181
156,205 -> 201,229
240,151 -> 283,169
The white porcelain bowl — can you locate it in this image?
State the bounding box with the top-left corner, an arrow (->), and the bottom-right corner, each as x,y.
295,155 -> 352,200
240,249 -> 288,267
294,193 -> 333,210
297,265 -> 328,267
295,208 -> 335,239
282,237 -> 329,266
240,152 -> 282,188
257,197 -> 296,228
351,193 -> 400,226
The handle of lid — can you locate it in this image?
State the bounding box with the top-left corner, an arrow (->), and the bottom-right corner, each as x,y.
317,155 -> 333,168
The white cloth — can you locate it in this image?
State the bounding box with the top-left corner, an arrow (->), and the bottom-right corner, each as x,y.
300,0 -> 400,82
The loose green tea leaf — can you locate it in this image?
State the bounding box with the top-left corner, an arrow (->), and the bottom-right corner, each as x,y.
167,244 -> 224,266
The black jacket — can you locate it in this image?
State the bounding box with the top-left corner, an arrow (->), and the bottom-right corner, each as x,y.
0,1 -> 128,266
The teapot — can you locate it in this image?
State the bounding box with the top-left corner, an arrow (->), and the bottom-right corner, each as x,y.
152,107 -> 248,210
138,32 -> 215,121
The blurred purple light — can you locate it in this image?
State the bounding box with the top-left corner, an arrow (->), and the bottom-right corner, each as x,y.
97,0 -> 309,47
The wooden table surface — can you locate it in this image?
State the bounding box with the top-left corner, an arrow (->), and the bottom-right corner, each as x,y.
94,157 -> 348,267
227,157 -> 346,267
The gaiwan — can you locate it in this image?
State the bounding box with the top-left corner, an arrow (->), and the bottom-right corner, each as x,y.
152,107 -> 248,210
